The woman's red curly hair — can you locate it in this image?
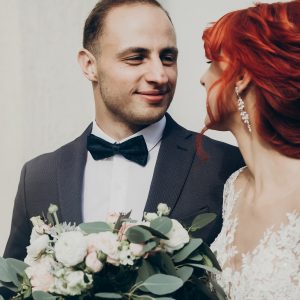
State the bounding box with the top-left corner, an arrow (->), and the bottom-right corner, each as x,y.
202,0 -> 300,158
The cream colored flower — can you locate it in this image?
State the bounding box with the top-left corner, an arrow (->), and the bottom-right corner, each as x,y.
26,234 -> 49,258
25,255 -> 55,292
129,243 -> 145,257
143,212 -> 159,222
160,219 -> 189,253
157,203 -> 171,216
55,231 -> 87,267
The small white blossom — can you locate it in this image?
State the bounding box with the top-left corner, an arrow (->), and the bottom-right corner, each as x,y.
52,270 -> 92,296
119,248 -> 135,266
48,204 -> 58,214
157,203 -> 171,216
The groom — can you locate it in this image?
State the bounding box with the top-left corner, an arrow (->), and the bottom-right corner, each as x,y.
4,0 -> 243,261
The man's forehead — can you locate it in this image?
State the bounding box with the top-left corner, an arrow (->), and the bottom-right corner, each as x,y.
102,4 -> 175,38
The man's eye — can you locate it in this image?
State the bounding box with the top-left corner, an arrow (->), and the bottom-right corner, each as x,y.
161,55 -> 177,65
125,56 -> 144,64
206,60 -> 212,64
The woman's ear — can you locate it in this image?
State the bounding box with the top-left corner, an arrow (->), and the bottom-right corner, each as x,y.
235,69 -> 252,94
77,49 -> 98,82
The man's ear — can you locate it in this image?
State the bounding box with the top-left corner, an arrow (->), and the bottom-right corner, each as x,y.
235,69 -> 252,94
77,49 -> 98,82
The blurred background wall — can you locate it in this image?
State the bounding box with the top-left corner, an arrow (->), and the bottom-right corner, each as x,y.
0,0 -> 287,254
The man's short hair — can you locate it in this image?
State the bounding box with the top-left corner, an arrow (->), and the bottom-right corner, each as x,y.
83,0 -> 172,55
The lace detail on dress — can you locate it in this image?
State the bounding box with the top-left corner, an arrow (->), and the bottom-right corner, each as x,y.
211,167 -> 300,300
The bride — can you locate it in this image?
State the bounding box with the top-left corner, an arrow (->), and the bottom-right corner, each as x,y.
200,1 -> 300,299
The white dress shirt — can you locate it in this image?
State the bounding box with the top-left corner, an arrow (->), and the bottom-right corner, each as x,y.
83,117 -> 166,222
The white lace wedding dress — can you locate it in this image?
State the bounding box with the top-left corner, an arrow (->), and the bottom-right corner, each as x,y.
211,167 -> 300,300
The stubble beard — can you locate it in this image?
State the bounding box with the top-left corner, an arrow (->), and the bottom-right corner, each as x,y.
98,80 -> 172,129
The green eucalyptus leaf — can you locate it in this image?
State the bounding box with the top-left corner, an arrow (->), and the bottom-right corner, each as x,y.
79,221 -> 112,233
0,257 -> 19,286
189,253 -> 203,262
176,266 -> 193,283
0,257 -> 13,282
186,263 -> 220,275
190,213 -> 216,232
6,258 -> 28,276
172,238 -> 203,263
199,243 -> 222,271
143,241 -> 157,253
140,274 -> 183,295
149,252 -> 177,276
135,297 -> 175,300
136,259 -> 157,293
95,292 -> 123,299
0,281 -> 18,292
126,226 -> 153,243
32,291 -> 58,300
114,210 -> 132,231
139,225 -> 169,240
203,254 -> 213,267
150,217 -> 172,235
136,259 -> 157,283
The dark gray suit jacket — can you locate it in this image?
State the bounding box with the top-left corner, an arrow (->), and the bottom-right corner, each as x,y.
4,114 -> 243,260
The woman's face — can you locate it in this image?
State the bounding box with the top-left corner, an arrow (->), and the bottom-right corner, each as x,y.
200,60 -> 226,128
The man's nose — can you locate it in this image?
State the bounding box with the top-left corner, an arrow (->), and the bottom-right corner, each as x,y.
144,60 -> 168,85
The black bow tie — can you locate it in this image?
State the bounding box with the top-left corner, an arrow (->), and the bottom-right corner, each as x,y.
87,134 -> 148,166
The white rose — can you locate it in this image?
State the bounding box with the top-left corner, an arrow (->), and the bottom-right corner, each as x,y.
55,231 -> 87,267
157,203 -> 171,216
161,219 -> 189,253
26,234 -> 49,258
85,251 -> 103,273
143,212 -> 159,222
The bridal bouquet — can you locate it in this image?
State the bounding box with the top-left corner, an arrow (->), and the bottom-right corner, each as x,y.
0,204 -> 226,300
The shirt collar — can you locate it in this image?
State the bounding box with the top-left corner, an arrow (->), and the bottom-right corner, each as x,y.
91,116 -> 166,152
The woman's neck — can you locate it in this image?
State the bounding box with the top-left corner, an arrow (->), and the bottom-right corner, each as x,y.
232,126 -> 300,203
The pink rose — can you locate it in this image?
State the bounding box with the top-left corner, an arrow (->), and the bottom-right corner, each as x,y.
25,256 -> 55,292
87,232 -> 120,266
85,251 -> 103,273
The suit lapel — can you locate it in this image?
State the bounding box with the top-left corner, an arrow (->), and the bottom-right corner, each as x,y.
145,115 -> 196,214
57,124 -> 92,224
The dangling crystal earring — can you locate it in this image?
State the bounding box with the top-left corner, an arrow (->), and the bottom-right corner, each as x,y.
235,86 -> 252,133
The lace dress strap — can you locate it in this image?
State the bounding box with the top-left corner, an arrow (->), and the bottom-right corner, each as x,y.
222,166 -> 246,219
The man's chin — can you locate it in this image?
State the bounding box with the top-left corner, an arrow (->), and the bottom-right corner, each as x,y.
132,110 -> 167,126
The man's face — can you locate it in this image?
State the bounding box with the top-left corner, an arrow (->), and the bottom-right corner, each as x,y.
94,4 -> 177,129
